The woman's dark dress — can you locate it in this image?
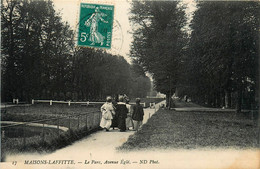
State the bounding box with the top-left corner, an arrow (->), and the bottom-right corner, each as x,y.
115,102 -> 128,131
111,101 -> 118,128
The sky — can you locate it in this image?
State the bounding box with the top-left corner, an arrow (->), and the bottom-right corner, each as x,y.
53,0 -> 197,63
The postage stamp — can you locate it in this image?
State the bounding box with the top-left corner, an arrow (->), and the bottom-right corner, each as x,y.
77,3 -> 114,49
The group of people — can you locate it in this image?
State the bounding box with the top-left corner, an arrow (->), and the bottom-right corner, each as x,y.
99,95 -> 144,132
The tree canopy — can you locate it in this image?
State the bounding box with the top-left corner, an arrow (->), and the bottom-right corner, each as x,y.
180,1 -> 259,110
1,0 -> 151,102
129,1 -> 188,106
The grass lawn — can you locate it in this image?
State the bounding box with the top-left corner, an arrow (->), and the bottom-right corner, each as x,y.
119,109 -> 258,150
2,104 -> 100,128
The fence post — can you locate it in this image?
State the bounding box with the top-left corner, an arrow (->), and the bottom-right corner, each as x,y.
50,100 -> 52,106
32,99 -> 34,104
2,130 -> 5,139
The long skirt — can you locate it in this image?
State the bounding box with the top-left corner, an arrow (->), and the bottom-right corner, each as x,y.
118,117 -> 126,131
100,118 -> 112,129
111,116 -> 118,128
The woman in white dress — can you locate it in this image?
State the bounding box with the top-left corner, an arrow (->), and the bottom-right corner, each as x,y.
99,96 -> 115,131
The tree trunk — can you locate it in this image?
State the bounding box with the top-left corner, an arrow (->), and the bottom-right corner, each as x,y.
166,92 -> 171,108
225,90 -> 231,108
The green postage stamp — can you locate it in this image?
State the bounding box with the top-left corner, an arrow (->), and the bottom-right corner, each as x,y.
78,3 -> 114,48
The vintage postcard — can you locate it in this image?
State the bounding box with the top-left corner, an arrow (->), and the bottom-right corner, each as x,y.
1,0 -> 259,169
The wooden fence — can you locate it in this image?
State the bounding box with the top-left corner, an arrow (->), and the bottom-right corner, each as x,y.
32,99 -> 147,107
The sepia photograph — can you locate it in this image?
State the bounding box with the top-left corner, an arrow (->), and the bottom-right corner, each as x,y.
1,0 -> 259,169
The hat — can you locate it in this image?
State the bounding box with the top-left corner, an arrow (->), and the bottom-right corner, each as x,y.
106,96 -> 112,102
136,98 -> 141,103
118,96 -> 124,102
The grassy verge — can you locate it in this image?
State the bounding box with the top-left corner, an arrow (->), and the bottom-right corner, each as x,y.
1,104 -> 102,161
1,125 -> 101,162
118,109 -> 258,151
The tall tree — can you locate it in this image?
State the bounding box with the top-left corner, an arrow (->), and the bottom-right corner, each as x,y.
129,1 -> 188,107
1,0 -> 74,101
1,0 -> 151,102
185,1 -> 259,110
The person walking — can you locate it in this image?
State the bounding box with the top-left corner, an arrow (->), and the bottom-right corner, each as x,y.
115,96 -> 128,132
99,96 -> 115,131
132,98 -> 144,131
125,99 -> 133,130
111,95 -> 119,129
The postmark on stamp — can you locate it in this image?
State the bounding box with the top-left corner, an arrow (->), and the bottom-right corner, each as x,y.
77,3 -> 114,49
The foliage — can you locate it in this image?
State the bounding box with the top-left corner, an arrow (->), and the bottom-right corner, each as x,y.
1,0 -> 151,102
1,0 -> 74,101
129,1 -> 188,106
180,1 -> 259,110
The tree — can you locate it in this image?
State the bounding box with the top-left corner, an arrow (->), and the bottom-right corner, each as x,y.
1,0 -> 151,102
1,0 -> 74,101
184,1 -> 259,111
129,1 -> 188,107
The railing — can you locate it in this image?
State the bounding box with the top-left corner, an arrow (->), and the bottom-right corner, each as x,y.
32,99 -> 147,107
1,110 -> 101,149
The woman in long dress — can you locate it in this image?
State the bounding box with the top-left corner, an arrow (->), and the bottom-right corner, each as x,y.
99,96 -> 115,131
111,95 -> 118,129
115,96 -> 128,132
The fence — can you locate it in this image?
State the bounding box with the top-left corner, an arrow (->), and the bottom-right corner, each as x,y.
1,99 -> 158,148
1,110 -> 101,149
32,99 -> 147,107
